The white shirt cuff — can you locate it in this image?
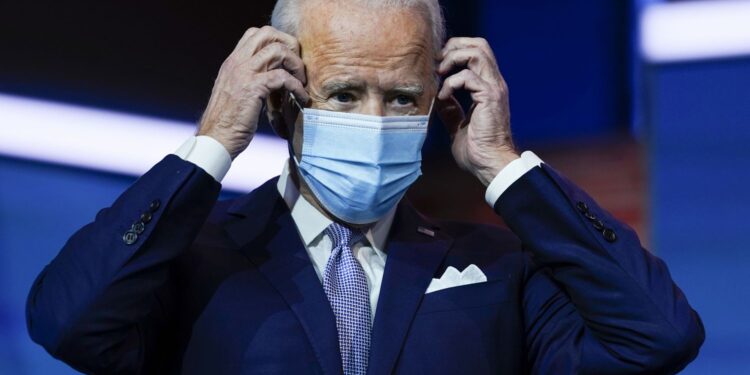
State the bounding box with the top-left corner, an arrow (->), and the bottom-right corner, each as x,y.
172,135 -> 232,182
484,151 -> 544,207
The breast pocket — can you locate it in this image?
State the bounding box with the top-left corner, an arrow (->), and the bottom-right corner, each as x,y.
417,278 -> 511,315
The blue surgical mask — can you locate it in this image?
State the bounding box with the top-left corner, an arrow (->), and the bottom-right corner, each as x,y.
289,97 -> 432,224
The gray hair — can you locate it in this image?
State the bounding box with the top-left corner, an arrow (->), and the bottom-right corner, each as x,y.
271,0 -> 446,54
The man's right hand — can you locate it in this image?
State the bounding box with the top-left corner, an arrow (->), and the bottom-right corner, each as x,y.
198,26 -> 309,160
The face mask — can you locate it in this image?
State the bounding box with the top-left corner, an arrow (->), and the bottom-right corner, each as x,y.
289,95 -> 431,224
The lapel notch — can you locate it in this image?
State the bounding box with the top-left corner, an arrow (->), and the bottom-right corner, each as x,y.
224,180 -> 343,375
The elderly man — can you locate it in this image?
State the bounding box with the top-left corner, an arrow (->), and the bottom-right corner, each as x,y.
27,0 -> 703,374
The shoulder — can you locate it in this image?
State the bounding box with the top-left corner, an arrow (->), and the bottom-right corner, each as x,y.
195,177 -> 283,247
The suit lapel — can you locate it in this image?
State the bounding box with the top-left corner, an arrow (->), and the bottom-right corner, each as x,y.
224,179 -> 343,375
368,202 -> 453,375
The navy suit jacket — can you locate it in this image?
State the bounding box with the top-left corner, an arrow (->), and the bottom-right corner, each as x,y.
27,155 -> 703,374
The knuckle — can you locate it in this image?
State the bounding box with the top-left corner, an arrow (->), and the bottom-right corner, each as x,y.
256,25 -> 272,38
264,69 -> 281,81
265,42 -> 285,54
278,42 -> 294,55
500,82 -> 509,95
270,68 -> 290,80
469,46 -> 484,55
289,40 -> 301,53
444,37 -> 458,49
251,44 -> 268,58
241,28 -> 258,40
466,48 -> 486,62
496,76 -> 508,90
223,54 -> 238,69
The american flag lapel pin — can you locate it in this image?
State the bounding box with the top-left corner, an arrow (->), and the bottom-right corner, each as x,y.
417,226 -> 436,237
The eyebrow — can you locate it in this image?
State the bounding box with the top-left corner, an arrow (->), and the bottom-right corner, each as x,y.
320,80 -> 425,97
321,80 -> 366,94
390,84 -> 424,96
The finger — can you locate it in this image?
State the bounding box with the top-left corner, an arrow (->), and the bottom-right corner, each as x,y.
442,37 -> 495,61
243,25 -> 300,58
248,42 -> 307,85
437,47 -> 498,81
255,69 -> 309,104
232,27 -> 260,53
437,69 -> 490,101
435,95 -> 465,138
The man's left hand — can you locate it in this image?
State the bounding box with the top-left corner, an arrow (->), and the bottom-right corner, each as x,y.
436,37 -> 520,186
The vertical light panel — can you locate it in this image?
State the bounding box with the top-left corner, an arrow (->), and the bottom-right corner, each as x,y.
641,0 -> 750,63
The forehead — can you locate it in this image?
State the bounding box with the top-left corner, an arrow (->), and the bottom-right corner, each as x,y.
297,1 -> 434,86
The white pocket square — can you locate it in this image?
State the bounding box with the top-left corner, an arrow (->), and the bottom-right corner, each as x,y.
425,264 -> 488,294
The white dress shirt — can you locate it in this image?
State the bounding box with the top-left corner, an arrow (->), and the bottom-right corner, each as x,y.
173,135 -> 544,315
275,160 -> 394,319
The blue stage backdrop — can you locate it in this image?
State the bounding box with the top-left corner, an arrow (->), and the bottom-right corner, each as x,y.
2,0 -> 748,373
644,56 -> 750,374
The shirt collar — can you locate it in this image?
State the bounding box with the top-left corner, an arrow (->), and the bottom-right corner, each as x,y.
276,159 -> 395,255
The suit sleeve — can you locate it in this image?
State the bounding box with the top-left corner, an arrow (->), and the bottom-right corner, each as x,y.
26,155 -> 221,374
494,165 -> 704,374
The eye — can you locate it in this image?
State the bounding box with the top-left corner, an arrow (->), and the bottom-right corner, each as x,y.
393,94 -> 416,106
332,92 -> 355,103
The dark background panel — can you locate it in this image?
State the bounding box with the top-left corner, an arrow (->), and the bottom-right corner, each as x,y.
480,0 -> 631,143
0,1 -> 278,122
0,0 -> 630,143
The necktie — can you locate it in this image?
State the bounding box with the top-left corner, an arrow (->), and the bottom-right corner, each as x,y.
323,222 -> 371,375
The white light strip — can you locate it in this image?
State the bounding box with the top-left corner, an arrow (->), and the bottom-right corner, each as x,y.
0,93 -> 288,192
641,0 -> 750,63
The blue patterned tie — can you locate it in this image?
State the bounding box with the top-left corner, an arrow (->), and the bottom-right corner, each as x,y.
323,223 -> 371,375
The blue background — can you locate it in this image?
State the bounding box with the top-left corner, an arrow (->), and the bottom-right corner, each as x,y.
2,0 -> 749,373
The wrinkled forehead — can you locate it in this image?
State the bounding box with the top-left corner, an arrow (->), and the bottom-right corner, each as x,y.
297,1 -> 435,88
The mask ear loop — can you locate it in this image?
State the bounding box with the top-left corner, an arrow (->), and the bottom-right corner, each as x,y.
289,92 -> 305,113
426,97 -> 436,119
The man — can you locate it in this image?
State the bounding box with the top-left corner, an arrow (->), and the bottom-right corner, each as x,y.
26,0 -> 703,374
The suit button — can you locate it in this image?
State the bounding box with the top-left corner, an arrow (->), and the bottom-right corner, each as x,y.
132,222 -> 146,235
584,211 -> 597,221
602,228 -> 617,242
123,231 -> 138,245
140,212 -> 152,223
593,220 -> 604,231
576,201 -> 588,213
149,199 -> 161,212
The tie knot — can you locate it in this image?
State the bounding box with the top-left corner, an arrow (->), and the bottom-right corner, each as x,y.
326,222 -> 363,248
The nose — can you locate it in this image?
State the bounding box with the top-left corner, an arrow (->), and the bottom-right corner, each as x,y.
359,97 -> 385,116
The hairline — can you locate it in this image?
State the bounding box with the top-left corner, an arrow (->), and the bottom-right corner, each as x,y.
270,0 -> 446,56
